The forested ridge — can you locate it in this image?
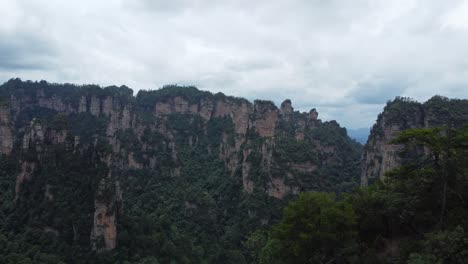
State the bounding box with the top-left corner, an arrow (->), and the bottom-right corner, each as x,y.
0,79 -> 467,263
0,79 -> 360,263
261,126 -> 468,263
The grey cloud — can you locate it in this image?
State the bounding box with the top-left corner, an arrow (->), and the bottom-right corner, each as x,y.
354,79 -> 409,105
123,0 -> 221,14
0,34 -> 56,70
1,0 -> 468,129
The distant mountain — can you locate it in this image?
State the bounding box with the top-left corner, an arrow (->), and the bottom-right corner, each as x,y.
347,127 -> 370,144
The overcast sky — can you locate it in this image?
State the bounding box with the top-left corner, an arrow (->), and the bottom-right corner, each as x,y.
1,0 -> 468,128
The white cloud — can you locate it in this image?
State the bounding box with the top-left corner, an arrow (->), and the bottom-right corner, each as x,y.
0,0 -> 467,128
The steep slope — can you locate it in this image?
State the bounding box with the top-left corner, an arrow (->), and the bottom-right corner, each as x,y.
361,96 -> 468,186
0,79 -> 361,262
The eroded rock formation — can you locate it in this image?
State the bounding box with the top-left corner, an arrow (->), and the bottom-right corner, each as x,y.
361,96 -> 468,185
1,79 -> 361,251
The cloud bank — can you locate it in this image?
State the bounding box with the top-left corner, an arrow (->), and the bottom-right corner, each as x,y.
1,0 -> 468,128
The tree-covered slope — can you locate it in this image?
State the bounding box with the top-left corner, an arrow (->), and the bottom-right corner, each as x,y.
262,126 -> 468,264
361,96 -> 468,185
0,79 -> 361,263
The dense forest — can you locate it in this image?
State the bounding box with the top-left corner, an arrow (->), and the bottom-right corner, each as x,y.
0,79 -> 467,263
0,79 -> 360,263
261,127 -> 468,263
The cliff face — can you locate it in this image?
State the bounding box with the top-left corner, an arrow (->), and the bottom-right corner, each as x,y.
361,96 -> 468,185
12,117 -> 121,251
0,104 -> 14,155
0,79 -> 361,252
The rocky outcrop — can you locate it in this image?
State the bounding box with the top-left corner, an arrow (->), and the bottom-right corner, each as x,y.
361,96 -> 468,185
15,161 -> 37,198
280,99 -> 293,117
15,119 -> 46,197
0,104 -> 13,155
12,116 -> 122,251
252,100 -> 278,137
2,79 -> 361,252
90,176 -> 122,252
309,109 -> 318,122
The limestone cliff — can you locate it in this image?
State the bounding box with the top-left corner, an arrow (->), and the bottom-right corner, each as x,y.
0,103 -> 13,155
361,96 -> 468,185
12,115 -> 122,251
1,79 -> 361,252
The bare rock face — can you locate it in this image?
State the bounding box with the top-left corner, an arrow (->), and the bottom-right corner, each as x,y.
90,177 -> 121,252
267,177 -> 298,199
15,120 -> 46,196
90,96 -> 101,116
102,96 -> 113,116
253,100 -> 278,137
79,96 -> 87,112
199,98 -> 214,120
361,99 -> 425,185
0,104 -> 14,155
121,106 -> 132,129
38,95 -> 69,112
290,162 -> 317,173
232,102 -> 251,135
241,149 -> 254,193
174,96 -> 189,112
361,123 -> 406,186
15,161 -> 37,198
154,102 -> 172,116
128,152 -> 143,169
309,108 -> 318,122
361,96 -> 468,185
295,119 -> 306,141
280,99 -> 293,117
213,99 -> 251,135
154,96 -> 198,116
267,177 -> 288,199
22,119 -> 45,152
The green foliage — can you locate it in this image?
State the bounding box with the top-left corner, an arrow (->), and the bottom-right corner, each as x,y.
206,117 -> 235,146
114,140 -> 285,263
355,126 -> 468,263
388,127 -> 468,229
116,129 -> 142,152
135,85 -> 246,111
261,192 -> 357,264
68,113 -> 109,141
0,78 -> 133,109
136,85 -> 212,108
0,228 -> 67,264
424,95 -> 468,127
0,79 -> 365,263
0,150 -> 98,263
382,97 -> 422,127
407,226 -> 468,264
259,126 -> 468,263
273,137 -> 317,163
168,113 -> 204,132
243,230 -> 267,263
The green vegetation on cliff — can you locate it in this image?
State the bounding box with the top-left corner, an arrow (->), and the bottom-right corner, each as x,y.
260,126 -> 468,263
0,79 -> 362,263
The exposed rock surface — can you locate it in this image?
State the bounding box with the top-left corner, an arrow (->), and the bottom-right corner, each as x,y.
361,96 -> 468,185
1,79 -> 361,251
91,176 -> 122,252
0,104 -> 13,155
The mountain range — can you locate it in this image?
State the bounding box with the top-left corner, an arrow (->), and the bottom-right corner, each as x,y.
1,79 -> 467,263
